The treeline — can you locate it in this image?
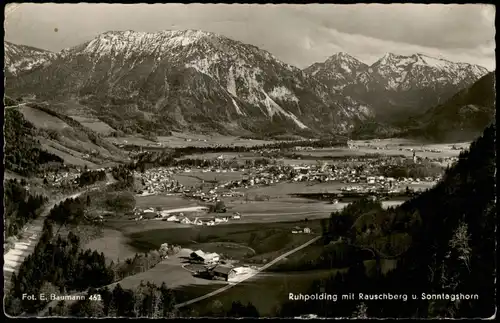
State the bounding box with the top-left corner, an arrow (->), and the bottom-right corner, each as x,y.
4,109 -> 63,176
110,252 -> 163,281
4,179 -> 48,237
47,197 -> 87,227
143,156 -> 277,171
279,124 -> 496,318
127,137 -> 347,155
51,282 -> 177,318
109,165 -> 135,190
197,300 -> 260,318
77,169 -> 107,187
378,160 -> 444,179
4,223 -> 114,315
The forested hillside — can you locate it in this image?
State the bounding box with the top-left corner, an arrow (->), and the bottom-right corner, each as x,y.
4,109 -> 64,176
280,123 -> 496,318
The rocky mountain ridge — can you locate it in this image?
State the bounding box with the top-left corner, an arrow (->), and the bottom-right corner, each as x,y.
305,52 -> 489,121
5,30 -> 373,137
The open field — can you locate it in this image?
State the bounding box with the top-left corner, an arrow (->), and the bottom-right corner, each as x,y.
83,228 -> 139,263
107,136 -> 157,146
107,133 -> 277,148
71,116 -> 116,135
174,170 -> 246,183
135,195 -> 199,209
230,181 -> 434,200
179,152 -> 256,160
105,248 -> 226,291
126,220 -> 322,260
104,218 -> 191,234
19,106 -> 71,130
349,138 -> 468,158
178,268 -> 346,317
40,141 -> 98,168
188,242 -> 256,259
158,133 -> 277,148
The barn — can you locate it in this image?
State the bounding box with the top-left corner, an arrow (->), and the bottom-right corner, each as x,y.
210,265 -> 237,281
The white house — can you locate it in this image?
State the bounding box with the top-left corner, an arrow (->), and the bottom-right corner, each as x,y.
179,217 -> 191,224
190,250 -> 220,265
215,217 -> 228,223
166,215 -> 179,222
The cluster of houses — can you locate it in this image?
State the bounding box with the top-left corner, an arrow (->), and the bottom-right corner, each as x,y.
44,170 -> 82,187
131,206 -> 243,226
162,212 -> 242,226
291,226 -> 312,234
44,167 -> 110,188
189,250 -> 256,282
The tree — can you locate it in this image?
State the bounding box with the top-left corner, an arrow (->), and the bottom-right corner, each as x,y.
214,201 -> 227,213
211,300 -> 224,317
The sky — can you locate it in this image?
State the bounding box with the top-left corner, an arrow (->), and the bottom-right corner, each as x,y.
4,3 -> 496,70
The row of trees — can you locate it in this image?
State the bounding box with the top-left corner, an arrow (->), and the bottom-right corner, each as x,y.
4,179 -> 48,237
129,137 -> 347,161
378,159 -> 444,179
54,282 -> 177,317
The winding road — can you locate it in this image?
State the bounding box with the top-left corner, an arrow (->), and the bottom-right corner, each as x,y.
174,235 -> 321,309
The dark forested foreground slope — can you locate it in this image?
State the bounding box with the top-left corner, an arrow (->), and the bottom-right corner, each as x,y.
279,124 -> 496,318
4,108 -> 64,176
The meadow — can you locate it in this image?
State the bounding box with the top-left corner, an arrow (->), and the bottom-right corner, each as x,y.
178,268 -> 347,317
127,220 -> 322,262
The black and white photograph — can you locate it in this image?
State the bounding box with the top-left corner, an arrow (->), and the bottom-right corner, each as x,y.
3,3 -> 496,319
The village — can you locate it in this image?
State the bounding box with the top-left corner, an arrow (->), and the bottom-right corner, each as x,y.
133,152 -> 448,207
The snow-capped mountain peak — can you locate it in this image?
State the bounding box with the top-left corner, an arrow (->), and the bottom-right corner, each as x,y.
4,41 -> 57,75
6,29 -> 373,136
303,52 -> 368,89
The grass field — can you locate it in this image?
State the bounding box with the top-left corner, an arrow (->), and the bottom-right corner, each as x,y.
157,133 -> 276,148
83,228 -> 139,263
188,242 -> 256,259
40,141 -> 98,168
233,182 -> 346,198
176,171 -> 247,182
19,106 -> 71,130
178,268 -> 346,317
106,249 -> 226,291
127,220 -> 322,262
135,195 -> 199,209
71,116 -> 116,135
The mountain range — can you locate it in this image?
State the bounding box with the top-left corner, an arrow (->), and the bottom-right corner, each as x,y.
4,30 -> 492,139
304,52 -> 488,121
4,41 -> 57,77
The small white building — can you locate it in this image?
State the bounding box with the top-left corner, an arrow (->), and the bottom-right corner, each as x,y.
166,215 -> 179,222
190,250 -> 220,265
